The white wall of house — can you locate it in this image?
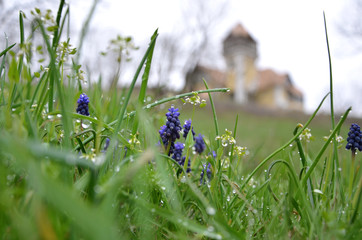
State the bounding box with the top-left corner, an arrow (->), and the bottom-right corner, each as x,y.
274,85 -> 288,109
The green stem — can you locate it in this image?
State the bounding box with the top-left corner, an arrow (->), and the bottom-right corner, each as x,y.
348,151 -> 355,199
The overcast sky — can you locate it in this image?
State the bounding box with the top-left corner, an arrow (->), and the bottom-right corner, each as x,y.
8,0 -> 360,116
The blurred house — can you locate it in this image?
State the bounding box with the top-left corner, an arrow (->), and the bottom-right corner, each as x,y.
185,23 -> 303,111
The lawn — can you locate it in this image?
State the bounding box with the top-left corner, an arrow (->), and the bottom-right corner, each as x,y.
0,1 -> 361,239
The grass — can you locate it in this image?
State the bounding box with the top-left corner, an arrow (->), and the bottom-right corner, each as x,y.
0,2 -> 361,239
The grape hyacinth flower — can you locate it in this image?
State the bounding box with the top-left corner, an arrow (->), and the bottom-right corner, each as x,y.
172,142 -> 184,163
194,134 -> 206,154
200,163 -> 212,184
76,93 -> 90,116
179,156 -> 191,173
102,138 -> 110,152
183,119 -> 195,140
345,123 -> 362,153
159,106 -> 182,155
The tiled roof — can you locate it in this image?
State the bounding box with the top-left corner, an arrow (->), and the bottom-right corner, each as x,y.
256,69 -> 303,98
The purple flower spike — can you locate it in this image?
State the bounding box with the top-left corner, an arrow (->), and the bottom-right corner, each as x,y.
159,106 -> 182,155
183,119 -> 195,140
194,134 -> 205,154
346,123 -> 362,152
76,93 -> 90,116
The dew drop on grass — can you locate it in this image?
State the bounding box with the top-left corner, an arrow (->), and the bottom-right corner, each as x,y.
181,176 -> 186,183
146,104 -> 151,109
207,226 -> 215,232
206,207 -> 216,215
115,166 -> 120,172
47,115 -> 54,119
226,195 -> 230,202
82,120 -> 90,128
56,114 -> 62,118
338,168 -> 342,171
289,144 -> 293,147
161,186 -> 166,191
232,189 -> 236,194
94,185 -> 102,193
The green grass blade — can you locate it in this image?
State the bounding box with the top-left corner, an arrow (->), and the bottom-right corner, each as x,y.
52,0 -> 65,48
132,29 -> 158,134
36,19 -> 71,147
0,43 -> 16,58
106,31 -> 158,159
203,79 -> 221,148
240,92 -> 330,190
302,107 -> 351,186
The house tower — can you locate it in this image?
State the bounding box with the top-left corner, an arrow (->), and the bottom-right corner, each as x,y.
223,23 -> 258,104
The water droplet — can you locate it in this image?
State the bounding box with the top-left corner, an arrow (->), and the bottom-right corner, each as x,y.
207,226 -> 215,232
206,207 -> 216,215
82,120 -> 90,128
130,156 -> 134,162
11,108 -> 16,112
289,144 -> 293,147
226,195 -> 230,202
47,115 -> 54,119
161,186 -> 166,191
94,185 -> 102,193
115,166 -> 120,172
146,104 -> 151,109
226,89 -> 230,92
56,114 -> 62,118
338,167 -> 342,171
180,176 -> 186,183
232,189 -> 236,194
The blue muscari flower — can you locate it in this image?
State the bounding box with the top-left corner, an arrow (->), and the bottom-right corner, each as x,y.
183,119 -> 195,140
159,106 -> 182,155
103,138 -> 110,152
200,163 -> 212,184
179,156 -> 191,173
172,142 -> 184,163
346,123 -> 362,152
76,93 -> 90,116
194,134 -> 205,154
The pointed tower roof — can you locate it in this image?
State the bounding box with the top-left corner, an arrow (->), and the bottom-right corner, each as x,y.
224,23 -> 256,43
